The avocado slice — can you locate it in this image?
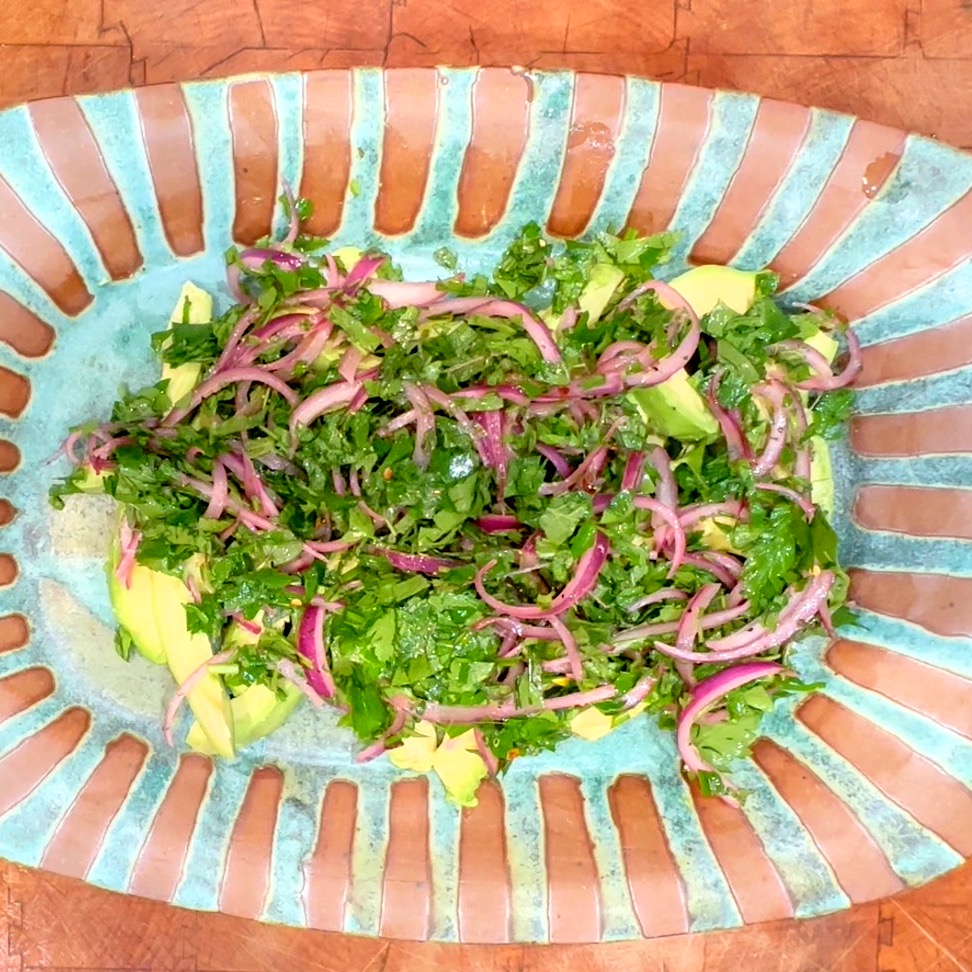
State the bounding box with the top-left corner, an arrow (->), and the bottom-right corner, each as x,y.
161,282 -> 212,406
152,571 -> 234,758
332,245 -> 364,273
107,529 -> 166,665
631,370 -> 719,440
108,520 -> 234,755
541,262 -> 626,331
668,265 -> 758,316
388,721 -> 488,808
810,437 -> 835,518
186,682 -> 302,756
805,327 -> 838,363
626,266 -> 758,441
185,617 -> 302,756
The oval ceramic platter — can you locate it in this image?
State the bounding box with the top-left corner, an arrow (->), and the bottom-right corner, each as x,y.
0,67 -> 971,943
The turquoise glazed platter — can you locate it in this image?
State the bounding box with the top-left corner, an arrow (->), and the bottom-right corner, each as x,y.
1,68 -> 972,942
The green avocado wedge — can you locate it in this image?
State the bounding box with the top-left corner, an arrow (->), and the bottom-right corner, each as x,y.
186,682 -> 302,756
627,265 -> 758,441
186,618 -> 303,756
161,282 -> 212,406
107,530 -> 166,665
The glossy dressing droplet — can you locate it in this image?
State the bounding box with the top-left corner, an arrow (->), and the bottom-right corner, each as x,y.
861,152 -> 900,199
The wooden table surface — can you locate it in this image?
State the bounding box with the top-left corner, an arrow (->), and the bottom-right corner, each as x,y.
2,1 -> 971,969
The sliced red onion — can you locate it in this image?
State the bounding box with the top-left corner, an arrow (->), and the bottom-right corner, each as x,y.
621,451 -> 646,492
255,452 -> 302,477
280,552 -> 316,575
752,398 -> 789,478
239,247 -> 304,272
773,328 -> 862,392
560,306 -> 578,331
473,728 -> 500,776
378,549 -> 458,574
470,408 -> 509,473
164,367 -> 297,426
324,254 -> 342,289
343,254 -> 386,294
754,482 -> 816,519
91,435 -> 134,462
623,673 -> 657,708
304,539 -> 353,556
622,314 -> 700,390
226,263 -> 246,304
475,514 -> 523,534
419,295 -> 493,319
368,279 -> 443,308
338,345 -> 364,383
801,327 -> 862,391
474,531 -> 610,620
546,613 -> 583,682
474,617 -> 560,641
468,299 -> 563,365
221,451 -> 279,518
212,307 -> 261,373
357,498 -> 386,530
619,278 -> 695,315
186,575 -> 202,605
795,447 -> 812,483
678,501 -> 743,530
275,658 -> 325,708
403,384 -> 435,469
539,444 -> 608,497
266,317 -> 334,375
626,588 -> 689,613
676,584 -> 721,653
290,381 -> 363,434
454,384 -> 531,407
423,701 -> 520,724
700,600 -> 752,628
297,604 -> 336,698
701,551 -> 744,579
676,662 -> 784,774
707,371 -> 751,462
818,599 -> 837,638
679,553 -> 737,588
115,520 -> 141,590
632,497 -> 685,578
163,649 -> 236,746
420,384 -> 484,445
249,312 -> 316,343
543,685 -> 615,710
536,444 -> 573,478
378,408 -> 418,436
597,340 -> 650,369
204,460 -> 228,520
356,701 -> 410,763
646,445 -> 677,546
614,599 -> 751,648
703,571 -> 834,657
229,613 -> 263,636
180,474 -> 278,532
310,596 -> 346,612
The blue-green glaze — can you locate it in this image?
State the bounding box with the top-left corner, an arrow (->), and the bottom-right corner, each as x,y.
0,67 -> 971,942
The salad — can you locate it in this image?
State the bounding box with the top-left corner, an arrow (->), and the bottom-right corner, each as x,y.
50,200 -> 859,806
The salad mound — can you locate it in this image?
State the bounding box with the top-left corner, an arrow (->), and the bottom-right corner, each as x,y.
51,200 -> 859,805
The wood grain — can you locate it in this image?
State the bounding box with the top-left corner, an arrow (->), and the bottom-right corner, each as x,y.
1,0 -> 971,968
